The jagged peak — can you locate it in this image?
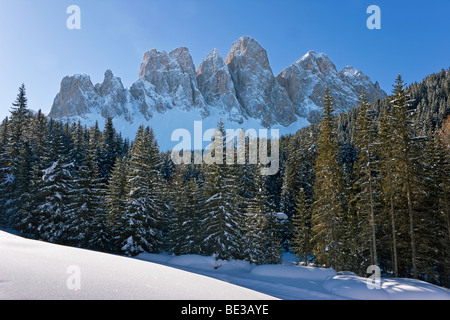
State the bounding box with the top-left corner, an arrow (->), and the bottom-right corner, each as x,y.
340,66 -> 361,77
295,50 -> 336,74
298,50 -> 328,62
197,48 -> 226,76
169,46 -> 191,58
228,36 -> 265,54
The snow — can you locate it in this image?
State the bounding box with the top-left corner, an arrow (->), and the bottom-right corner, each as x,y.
67,107 -> 310,152
251,265 -> 336,281
1,231 -> 449,300
0,231 -> 275,300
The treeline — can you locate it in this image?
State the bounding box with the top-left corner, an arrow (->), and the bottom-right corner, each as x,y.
0,85 -> 283,265
280,70 -> 450,287
0,68 -> 449,288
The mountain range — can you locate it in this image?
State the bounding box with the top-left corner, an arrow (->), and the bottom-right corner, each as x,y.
48,36 -> 386,150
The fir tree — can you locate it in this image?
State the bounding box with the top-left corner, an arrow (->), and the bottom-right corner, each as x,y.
353,91 -> 380,267
66,128 -> 107,249
391,75 -> 418,278
99,117 -> 120,183
378,101 -> 400,277
201,121 -> 243,260
105,156 -> 129,252
292,188 -> 313,265
311,87 -> 347,270
120,126 -> 165,256
3,84 -> 33,230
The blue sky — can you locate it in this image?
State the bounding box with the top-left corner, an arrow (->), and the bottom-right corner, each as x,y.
0,0 -> 449,120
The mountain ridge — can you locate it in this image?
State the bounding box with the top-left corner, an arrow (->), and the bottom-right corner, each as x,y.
49,36 -> 386,150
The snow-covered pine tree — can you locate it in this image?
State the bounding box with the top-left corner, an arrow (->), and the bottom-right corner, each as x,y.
165,164 -> 189,255
165,165 -> 205,255
99,117 -> 120,183
377,100 -> 400,277
106,156 -> 129,252
65,123 -> 107,249
16,110 -> 51,237
201,120 -> 243,260
280,137 -> 303,220
120,126 -> 165,256
245,161 -> 282,265
2,85 -> 33,230
241,162 -> 267,265
0,117 -> 9,227
311,87 -> 347,270
29,120 -> 74,244
292,187 -> 313,265
86,126 -> 111,252
390,75 -> 418,279
352,91 -> 380,268
34,158 -> 73,244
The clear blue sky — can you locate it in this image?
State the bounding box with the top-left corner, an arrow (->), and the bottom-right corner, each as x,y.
0,0 -> 449,120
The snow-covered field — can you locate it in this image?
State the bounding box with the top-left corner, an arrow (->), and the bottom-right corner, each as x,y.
1,231 -> 449,300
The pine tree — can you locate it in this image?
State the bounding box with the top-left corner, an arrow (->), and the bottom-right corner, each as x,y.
201,121 -> 243,260
378,101 -> 400,277
166,165 -> 205,255
311,87 -> 347,270
436,121 -> 450,286
391,75 -> 418,279
3,84 -> 33,230
105,156 -> 129,252
353,91 -> 380,267
120,126 -> 165,256
292,188 -> 313,265
66,127 -> 107,249
99,117 -> 120,183
0,118 -> 9,227
34,158 -> 74,244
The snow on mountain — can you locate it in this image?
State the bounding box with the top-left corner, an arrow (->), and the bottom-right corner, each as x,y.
2,231 -> 449,300
48,36 -> 386,151
225,36 -> 297,127
276,51 -> 387,119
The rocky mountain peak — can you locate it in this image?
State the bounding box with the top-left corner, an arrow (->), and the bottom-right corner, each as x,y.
225,36 -> 271,72
49,36 -> 387,149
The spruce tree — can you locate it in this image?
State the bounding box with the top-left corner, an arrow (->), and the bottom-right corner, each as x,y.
105,156 -> 129,252
292,188 -> 313,265
391,75 -> 418,278
120,126 -> 165,256
3,84 -> 33,230
201,121 -> 243,260
353,91 -> 379,267
378,101 -> 400,277
66,127 -> 107,249
311,87 -> 346,270
99,117 -> 120,183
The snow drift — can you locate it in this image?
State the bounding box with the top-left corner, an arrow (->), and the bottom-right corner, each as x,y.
1,231 -> 449,300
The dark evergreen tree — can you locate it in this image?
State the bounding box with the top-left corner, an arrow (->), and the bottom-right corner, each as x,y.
201,121 -> 243,260
120,126 -> 165,256
292,187 -> 313,265
2,85 -> 33,230
352,91 -> 380,268
311,87 -> 347,270
105,156 -> 129,252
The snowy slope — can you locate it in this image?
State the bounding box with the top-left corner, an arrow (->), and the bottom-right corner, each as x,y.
1,231 -> 449,300
64,107 -> 310,152
0,231 -> 276,300
136,253 -> 450,300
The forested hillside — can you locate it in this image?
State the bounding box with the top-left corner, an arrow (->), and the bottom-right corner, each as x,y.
1,69 -> 449,288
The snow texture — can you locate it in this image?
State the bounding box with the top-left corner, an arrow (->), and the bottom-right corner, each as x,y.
2,232 -> 447,300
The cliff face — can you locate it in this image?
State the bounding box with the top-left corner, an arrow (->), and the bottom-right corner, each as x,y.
49,36 -> 386,146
